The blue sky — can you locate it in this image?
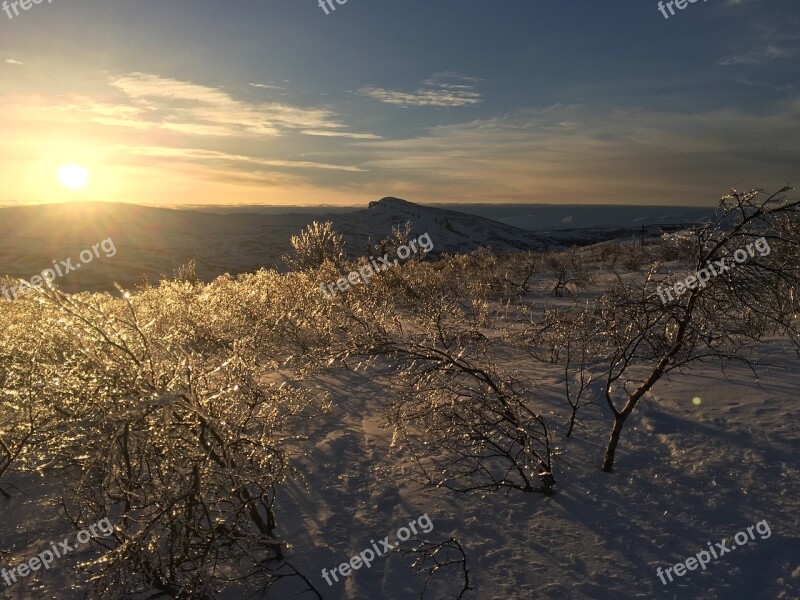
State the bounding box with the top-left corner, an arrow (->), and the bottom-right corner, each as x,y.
1,0 -> 798,206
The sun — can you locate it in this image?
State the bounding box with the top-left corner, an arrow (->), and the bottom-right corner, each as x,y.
57,163 -> 90,191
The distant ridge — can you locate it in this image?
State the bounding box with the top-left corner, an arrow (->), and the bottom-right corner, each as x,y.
339,196 -> 551,255
0,198 -> 557,293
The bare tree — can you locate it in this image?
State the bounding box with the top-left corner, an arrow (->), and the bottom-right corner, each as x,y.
588,187 -> 800,471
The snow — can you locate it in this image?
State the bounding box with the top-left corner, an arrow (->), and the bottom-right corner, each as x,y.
2,327 -> 797,600
250,351 -> 798,599
1,200 -> 797,600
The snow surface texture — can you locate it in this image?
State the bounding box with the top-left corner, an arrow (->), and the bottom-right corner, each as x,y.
263,349 -> 800,600
0,201 -> 797,600
2,318 -> 798,599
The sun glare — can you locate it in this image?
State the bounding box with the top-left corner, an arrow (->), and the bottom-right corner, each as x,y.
57,163 -> 90,191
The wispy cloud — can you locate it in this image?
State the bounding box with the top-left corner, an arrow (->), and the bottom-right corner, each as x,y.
249,82 -> 287,91
107,73 -> 374,138
0,72 -> 377,141
301,129 -> 382,139
718,44 -> 795,66
718,11 -> 800,66
353,100 -> 800,203
119,145 -> 367,172
4,59 -> 23,66
360,72 -> 482,107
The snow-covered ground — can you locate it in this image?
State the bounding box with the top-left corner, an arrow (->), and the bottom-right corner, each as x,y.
1,202 -> 797,600
257,343 -> 800,600
6,325 -> 796,600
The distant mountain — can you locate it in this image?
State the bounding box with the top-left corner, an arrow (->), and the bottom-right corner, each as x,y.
0,198 -> 556,293
332,197 -> 552,255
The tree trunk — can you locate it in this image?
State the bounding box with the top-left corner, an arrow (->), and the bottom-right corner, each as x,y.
602,413 -> 626,472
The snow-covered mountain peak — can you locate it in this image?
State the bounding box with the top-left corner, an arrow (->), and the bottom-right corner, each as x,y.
333,197 -> 553,255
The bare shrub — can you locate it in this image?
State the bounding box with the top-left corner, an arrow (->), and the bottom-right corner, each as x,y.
1,277 -> 328,598
0,295 -> 62,497
336,285 -> 556,495
284,221 -> 346,272
402,537 -> 472,600
543,247 -> 593,297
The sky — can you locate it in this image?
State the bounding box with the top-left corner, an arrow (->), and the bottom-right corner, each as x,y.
0,0 -> 798,207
